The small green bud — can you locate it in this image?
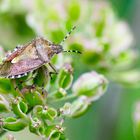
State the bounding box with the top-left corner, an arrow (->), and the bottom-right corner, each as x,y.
54,88 -> 67,99
70,96 -> 90,118
29,117 -> 43,135
41,106 -> 57,121
60,103 -> 72,116
0,95 -> 9,112
57,63 -> 73,90
44,125 -> 65,140
21,86 -> 44,107
2,117 -> 28,131
12,98 -> 28,118
72,71 -> 108,102
33,105 -> 57,121
33,105 -> 43,117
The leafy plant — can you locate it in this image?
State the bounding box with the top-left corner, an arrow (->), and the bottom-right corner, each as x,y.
0,0 -> 139,140
0,54 -> 108,139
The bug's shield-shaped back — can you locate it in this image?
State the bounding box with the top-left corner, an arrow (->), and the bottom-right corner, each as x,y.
0,37 -> 56,79
0,40 -> 45,78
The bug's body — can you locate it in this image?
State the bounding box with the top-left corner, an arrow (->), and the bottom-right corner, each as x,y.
0,26 -> 81,79
0,37 -> 63,79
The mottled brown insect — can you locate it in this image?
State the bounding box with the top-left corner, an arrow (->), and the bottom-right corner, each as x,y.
0,26 -> 81,79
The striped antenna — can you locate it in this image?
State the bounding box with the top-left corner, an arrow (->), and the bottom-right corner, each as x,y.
63,50 -> 82,54
60,26 -> 76,45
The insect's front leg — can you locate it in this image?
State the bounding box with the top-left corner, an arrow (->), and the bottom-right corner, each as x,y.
48,62 -> 58,74
48,62 -> 58,79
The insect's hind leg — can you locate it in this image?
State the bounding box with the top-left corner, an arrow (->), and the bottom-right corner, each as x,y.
11,79 -> 24,97
11,79 -> 20,91
12,73 -> 35,93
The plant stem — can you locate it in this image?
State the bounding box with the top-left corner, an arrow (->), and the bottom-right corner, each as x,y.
49,94 -> 77,103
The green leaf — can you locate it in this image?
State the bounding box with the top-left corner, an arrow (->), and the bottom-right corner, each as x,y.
65,20 -> 73,31
3,117 -> 28,131
70,96 -> 89,118
57,65 -> 73,90
22,87 -> 44,107
12,99 -> 28,118
44,125 -> 65,140
33,105 -> 43,117
54,88 -> 67,99
33,66 -> 49,87
41,107 -> 57,121
29,117 -> 43,135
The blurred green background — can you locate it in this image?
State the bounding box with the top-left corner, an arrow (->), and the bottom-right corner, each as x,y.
0,0 -> 140,140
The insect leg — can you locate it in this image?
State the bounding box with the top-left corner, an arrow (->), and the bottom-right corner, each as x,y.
48,62 -> 58,74
22,76 -> 34,83
48,63 -> 59,80
11,79 -> 20,91
11,79 -> 24,97
34,85 -> 48,102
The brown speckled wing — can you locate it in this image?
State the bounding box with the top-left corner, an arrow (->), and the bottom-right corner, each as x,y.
9,58 -> 44,76
5,45 -> 28,62
5,41 -> 37,63
0,58 -> 44,78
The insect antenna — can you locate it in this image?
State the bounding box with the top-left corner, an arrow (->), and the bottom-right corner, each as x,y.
61,26 -> 82,54
60,26 -> 76,45
63,50 -> 82,54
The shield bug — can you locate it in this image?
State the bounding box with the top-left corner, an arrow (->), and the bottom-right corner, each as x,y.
0,26 -> 81,79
